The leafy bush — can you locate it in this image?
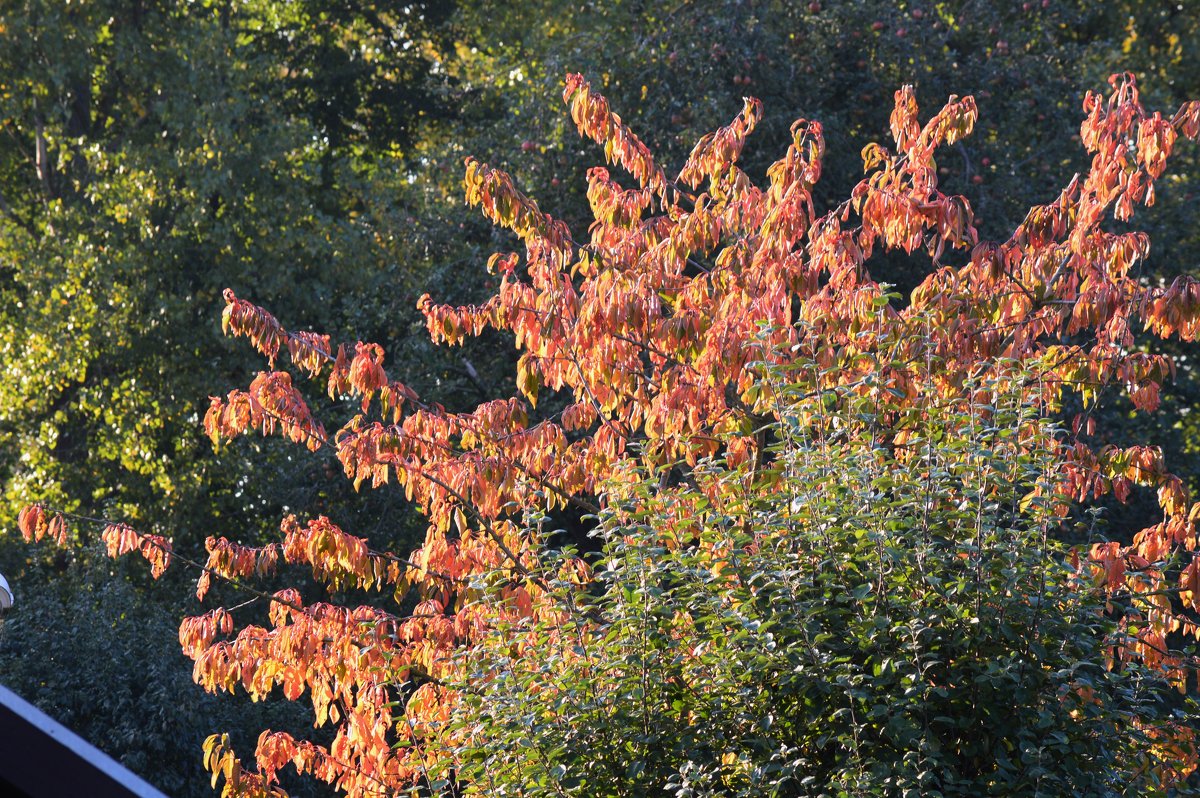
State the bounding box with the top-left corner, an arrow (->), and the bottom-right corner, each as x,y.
451,355 -> 1196,796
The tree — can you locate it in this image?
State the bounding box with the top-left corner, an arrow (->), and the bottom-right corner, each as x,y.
22,70 -> 1200,795
434,0 -> 1200,531
0,0 -> 456,545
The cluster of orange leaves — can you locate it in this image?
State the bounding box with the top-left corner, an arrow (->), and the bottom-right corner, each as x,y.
18,507 -> 172,578
21,72 -> 1200,794
17,504 -> 69,547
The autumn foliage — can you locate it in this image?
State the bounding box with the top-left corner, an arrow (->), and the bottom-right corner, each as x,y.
21,71 -> 1200,793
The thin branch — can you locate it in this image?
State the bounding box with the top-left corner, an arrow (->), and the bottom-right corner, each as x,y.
35,508 -> 307,615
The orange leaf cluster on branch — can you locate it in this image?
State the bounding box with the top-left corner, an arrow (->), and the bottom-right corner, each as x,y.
17,503 -> 68,547
205,371 -> 326,452
564,73 -> 667,196
101,523 -> 173,579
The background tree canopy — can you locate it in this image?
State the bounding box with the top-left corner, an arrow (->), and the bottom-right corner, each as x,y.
2,1 -> 1199,794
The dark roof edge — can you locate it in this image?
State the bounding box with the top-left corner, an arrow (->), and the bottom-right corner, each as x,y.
0,683 -> 171,798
